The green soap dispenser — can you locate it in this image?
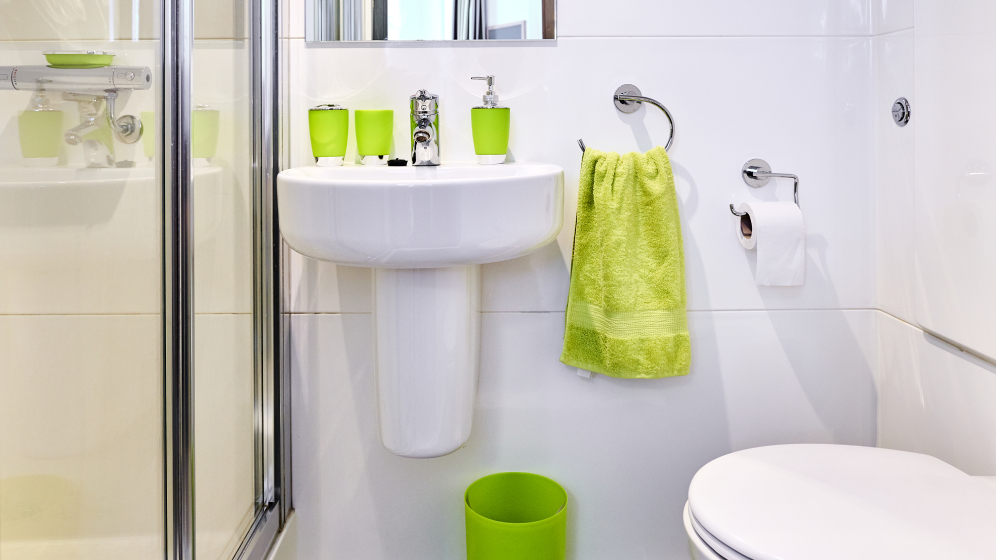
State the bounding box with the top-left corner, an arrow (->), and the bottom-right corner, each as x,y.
18,81 -> 63,167
470,75 -> 510,165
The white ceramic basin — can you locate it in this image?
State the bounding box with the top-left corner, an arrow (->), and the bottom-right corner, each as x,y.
276,162 -> 564,268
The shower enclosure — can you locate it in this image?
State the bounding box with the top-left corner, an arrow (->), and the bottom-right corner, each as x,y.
0,0 -> 286,558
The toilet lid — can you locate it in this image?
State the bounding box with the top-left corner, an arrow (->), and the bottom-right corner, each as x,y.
688,445 -> 996,560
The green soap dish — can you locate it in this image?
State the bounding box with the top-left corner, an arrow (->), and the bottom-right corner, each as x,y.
44,51 -> 115,69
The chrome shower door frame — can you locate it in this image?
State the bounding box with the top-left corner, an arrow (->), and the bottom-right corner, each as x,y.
162,0 -> 286,555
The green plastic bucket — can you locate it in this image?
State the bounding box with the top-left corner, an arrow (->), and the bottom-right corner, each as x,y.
465,473 -> 567,560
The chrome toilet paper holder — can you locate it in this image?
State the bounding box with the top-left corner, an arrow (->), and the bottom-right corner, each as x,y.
730,159 -> 800,216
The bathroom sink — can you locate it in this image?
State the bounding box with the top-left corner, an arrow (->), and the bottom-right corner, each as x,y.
276,161 -> 564,458
276,162 -> 564,268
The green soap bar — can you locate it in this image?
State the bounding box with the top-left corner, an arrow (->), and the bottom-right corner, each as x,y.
310,109 -> 349,158
193,109 -> 220,158
471,108 -> 510,156
465,472 -> 567,560
355,110 -> 393,156
18,110 -> 63,159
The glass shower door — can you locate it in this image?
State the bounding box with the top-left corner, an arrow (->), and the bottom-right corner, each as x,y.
0,0 -> 283,557
191,0 -> 264,556
0,4 -> 165,559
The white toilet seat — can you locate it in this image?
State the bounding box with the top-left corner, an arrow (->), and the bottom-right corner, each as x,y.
684,444 -> 996,560
683,501 -> 746,560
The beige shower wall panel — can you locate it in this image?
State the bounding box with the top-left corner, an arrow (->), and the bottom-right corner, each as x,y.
0,0 -> 245,41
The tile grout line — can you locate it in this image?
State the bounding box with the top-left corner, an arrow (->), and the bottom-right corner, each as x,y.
282,308 -> 885,316
0,312 -> 253,317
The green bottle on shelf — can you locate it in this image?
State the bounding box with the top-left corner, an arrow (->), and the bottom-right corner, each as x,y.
18,82 -> 63,167
470,75 -> 510,165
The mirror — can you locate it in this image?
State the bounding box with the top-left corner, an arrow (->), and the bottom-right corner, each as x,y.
306,0 -> 555,42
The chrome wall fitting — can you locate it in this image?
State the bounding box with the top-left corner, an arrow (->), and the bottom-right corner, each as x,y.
103,90 -> 143,143
0,65 -> 152,91
3,65 -> 152,166
62,90 -> 144,168
61,92 -> 115,168
892,97 -> 911,127
579,84 -> 676,153
730,159 -> 801,216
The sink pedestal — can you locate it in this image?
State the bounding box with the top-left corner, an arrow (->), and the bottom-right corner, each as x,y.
373,265 -> 481,458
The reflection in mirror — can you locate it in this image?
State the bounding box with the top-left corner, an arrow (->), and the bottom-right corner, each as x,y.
306,0 -> 555,42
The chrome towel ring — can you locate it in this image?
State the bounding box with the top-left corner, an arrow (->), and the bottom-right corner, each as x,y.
579,84 -> 676,153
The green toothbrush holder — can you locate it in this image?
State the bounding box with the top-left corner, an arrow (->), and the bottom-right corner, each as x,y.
465,473 -> 568,560
309,104 -> 349,167
355,109 -> 393,166
18,110 -> 63,166
139,108 -> 217,163
471,108 -> 510,165
192,106 -> 220,160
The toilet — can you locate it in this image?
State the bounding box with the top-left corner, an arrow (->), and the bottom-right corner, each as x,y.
684,444 -> 996,560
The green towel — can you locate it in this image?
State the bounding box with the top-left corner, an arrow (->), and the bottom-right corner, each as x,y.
560,146 -> 690,379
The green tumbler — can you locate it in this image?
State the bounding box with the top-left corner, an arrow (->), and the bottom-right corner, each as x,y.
309,104 -> 349,167
471,107 -> 510,165
18,110 -> 63,164
140,111 -> 156,159
355,109 -> 393,165
140,109 -> 216,161
465,473 -> 567,560
193,106 -> 220,159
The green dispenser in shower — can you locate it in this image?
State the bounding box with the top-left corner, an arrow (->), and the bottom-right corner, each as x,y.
470,75 -> 510,165
192,105 -> 220,160
139,105 -> 220,163
18,83 -> 63,166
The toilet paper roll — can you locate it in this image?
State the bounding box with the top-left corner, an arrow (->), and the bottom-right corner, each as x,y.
737,208 -> 757,250
735,201 -> 806,286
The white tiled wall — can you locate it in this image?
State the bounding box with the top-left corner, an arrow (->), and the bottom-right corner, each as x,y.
279,1 -> 900,559
870,0 -> 915,36
870,0 -> 996,478
874,29 -> 915,324
876,313 -> 996,476
558,1 -> 871,38
291,310 -> 878,560
286,36 -> 876,314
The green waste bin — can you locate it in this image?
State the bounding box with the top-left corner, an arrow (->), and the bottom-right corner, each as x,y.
465,472 -> 568,560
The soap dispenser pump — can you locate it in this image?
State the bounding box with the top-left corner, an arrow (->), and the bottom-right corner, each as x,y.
470,75 -> 510,165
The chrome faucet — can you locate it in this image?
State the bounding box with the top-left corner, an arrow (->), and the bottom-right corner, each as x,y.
63,90 -> 143,168
410,89 -> 440,166
63,92 -> 114,167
